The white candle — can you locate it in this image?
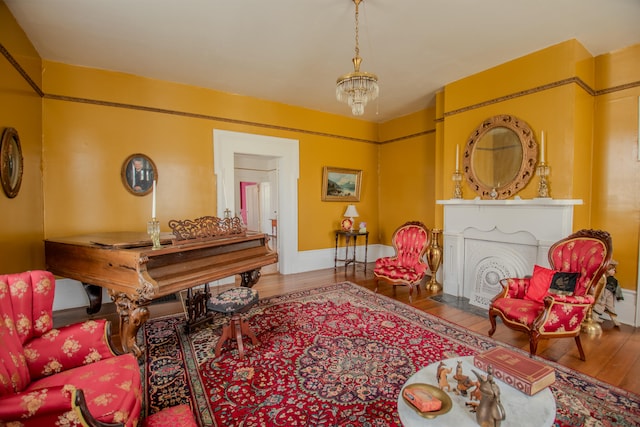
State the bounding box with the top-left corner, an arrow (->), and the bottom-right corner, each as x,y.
540,131 -> 545,163
222,171 -> 229,210
455,144 -> 460,170
152,180 -> 156,219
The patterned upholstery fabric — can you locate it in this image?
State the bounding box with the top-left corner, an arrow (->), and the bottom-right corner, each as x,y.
207,287 -> 260,358
490,297 -> 543,329
143,404 -> 198,427
207,287 -> 259,314
0,270 -> 142,426
374,221 -> 430,301
488,230 -> 612,360
549,237 -> 608,296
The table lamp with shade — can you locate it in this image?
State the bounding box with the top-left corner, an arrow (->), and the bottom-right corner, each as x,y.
342,204 -> 359,231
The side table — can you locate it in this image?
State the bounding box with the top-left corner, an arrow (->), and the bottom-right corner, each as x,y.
334,230 -> 369,271
397,356 -> 555,427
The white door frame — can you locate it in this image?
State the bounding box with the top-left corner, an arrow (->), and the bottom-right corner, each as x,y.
213,130 -> 299,274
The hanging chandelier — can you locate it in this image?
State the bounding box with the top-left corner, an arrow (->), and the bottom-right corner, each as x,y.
336,0 -> 379,116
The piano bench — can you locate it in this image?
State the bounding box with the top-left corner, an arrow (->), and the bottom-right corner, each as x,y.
207,287 -> 260,358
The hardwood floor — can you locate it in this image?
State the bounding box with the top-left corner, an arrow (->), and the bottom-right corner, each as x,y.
53,264 -> 640,395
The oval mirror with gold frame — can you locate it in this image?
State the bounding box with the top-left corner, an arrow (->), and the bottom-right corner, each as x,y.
463,115 -> 537,200
1,127 -> 24,199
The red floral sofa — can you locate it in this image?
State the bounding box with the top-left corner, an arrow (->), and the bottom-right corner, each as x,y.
0,270 -> 142,426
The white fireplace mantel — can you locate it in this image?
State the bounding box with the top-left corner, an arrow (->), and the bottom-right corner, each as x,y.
436,198 -> 583,308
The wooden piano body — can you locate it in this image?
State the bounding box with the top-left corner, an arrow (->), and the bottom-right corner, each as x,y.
45,231 -> 277,357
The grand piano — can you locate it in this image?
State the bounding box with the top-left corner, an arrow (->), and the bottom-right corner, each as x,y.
45,217 -> 277,357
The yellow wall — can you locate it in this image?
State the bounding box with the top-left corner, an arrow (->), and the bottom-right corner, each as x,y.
41,62 -> 380,252
0,1 -> 638,292
592,44 -> 640,291
442,40 -> 595,216
438,40 -> 639,290
0,2 -> 43,273
377,109 -> 436,243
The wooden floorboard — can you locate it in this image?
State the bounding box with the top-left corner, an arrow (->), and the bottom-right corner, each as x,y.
52,263 -> 640,395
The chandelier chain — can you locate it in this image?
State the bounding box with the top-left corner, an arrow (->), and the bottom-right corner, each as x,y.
354,0 -> 360,60
335,0 -> 378,116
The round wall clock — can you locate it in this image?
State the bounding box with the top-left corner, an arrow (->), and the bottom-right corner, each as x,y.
0,127 -> 23,199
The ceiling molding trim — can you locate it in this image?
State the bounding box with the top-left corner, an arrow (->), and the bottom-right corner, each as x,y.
443,77 -> 595,119
379,129 -> 435,145
0,43 -> 43,97
42,93 -> 378,145
595,80 -> 640,96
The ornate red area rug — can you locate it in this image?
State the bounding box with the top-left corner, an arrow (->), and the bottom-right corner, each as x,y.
141,282 -> 640,426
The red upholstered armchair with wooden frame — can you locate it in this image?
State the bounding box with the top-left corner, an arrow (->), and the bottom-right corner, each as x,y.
374,221 -> 430,302
488,229 -> 612,361
0,270 -> 143,427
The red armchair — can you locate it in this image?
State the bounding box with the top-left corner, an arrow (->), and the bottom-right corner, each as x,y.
374,221 -> 430,302
488,229 -> 612,360
0,270 -> 142,426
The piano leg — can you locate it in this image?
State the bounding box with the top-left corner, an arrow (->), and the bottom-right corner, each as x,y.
82,283 -> 103,315
110,290 -> 150,358
184,284 -> 213,333
240,269 -> 262,287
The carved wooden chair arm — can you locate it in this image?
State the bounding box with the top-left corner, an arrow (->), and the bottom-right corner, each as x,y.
73,389 -> 125,427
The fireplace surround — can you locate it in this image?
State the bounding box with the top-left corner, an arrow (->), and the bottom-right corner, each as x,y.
437,198 -> 583,308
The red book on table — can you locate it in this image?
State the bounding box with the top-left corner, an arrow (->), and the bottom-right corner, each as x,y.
473,347 -> 555,395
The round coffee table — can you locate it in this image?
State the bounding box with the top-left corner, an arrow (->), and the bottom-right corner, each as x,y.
397,356 -> 556,427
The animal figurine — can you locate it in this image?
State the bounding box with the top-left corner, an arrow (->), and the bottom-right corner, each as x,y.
436,361 -> 452,391
468,380 -> 482,401
472,367 -> 506,427
453,360 -> 473,396
455,361 -> 465,379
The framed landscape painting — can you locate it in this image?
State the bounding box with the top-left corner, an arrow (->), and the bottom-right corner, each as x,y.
321,166 -> 362,202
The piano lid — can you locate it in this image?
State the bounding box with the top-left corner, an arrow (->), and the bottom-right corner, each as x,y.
90,232 -> 177,248
45,231 -> 175,249
47,230 -> 268,250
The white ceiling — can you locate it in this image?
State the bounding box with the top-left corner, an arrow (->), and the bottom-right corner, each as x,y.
5,0 -> 640,123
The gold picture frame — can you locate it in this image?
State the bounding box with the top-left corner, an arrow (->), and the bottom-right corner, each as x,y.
321,166 -> 362,202
121,153 -> 157,196
0,127 -> 23,199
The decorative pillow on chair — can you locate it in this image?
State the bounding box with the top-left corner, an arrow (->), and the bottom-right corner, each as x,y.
524,265 -> 556,302
548,272 -> 580,295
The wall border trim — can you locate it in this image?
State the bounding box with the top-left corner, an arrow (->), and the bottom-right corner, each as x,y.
3,42 -> 639,145
443,77 -> 594,119
0,43 -> 43,97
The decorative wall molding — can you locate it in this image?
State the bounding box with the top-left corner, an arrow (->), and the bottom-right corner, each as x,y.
5,41 -> 638,146
0,42 -> 377,145
436,76 -> 640,122
443,77 -> 592,119
0,43 -> 43,96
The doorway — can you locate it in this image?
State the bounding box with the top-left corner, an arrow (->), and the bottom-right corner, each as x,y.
244,183 -> 260,230
213,130 -> 299,274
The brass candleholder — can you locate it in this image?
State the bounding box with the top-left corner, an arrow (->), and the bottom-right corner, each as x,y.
536,162 -> 550,198
582,276 -> 605,336
147,218 -> 162,250
426,229 -> 443,291
452,170 -> 463,199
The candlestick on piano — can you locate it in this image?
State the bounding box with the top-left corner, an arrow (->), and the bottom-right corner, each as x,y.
152,180 -> 156,219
